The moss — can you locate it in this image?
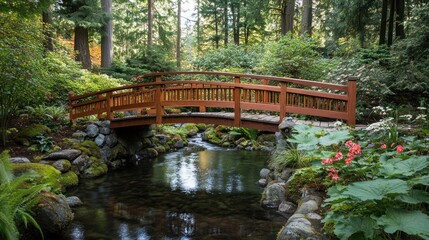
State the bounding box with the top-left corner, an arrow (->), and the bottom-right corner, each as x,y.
17,124 -> 51,139
204,127 -> 222,145
221,142 -> 232,147
12,163 -> 61,191
288,167 -> 324,200
184,123 -> 199,134
110,144 -> 127,159
81,156 -> 108,178
72,140 -> 101,158
196,123 -> 208,131
154,145 -> 166,153
59,171 -> 79,188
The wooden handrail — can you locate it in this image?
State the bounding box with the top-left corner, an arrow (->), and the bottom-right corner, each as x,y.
69,71 -> 358,128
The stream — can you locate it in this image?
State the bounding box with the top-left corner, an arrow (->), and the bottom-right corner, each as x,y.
66,136 -> 284,239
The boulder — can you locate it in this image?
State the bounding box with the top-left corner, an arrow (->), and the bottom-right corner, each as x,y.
155,134 -> 168,145
33,192 -> 74,235
72,155 -> 92,172
278,201 -> 297,214
277,215 -> 317,240
10,157 -> 30,163
260,168 -> 271,179
99,126 -> 110,135
296,200 -> 320,215
66,196 -> 83,208
72,131 -> 87,141
105,133 -> 118,148
261,182 -> 286,209
86,124 -> 99,138
278,117 -> 295,133
138,148 -> 158,158
95,120 -> 110,128
175,139 -> 184,148
43,149 -> 82,161
95,134 -> 106,147
52,160 -> 71,173
258,178 -> 268,187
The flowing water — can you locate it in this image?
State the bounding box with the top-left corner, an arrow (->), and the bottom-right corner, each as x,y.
66,137 -> 284,239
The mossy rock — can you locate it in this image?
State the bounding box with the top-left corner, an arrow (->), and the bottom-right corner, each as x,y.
196,123 -> 209,131
154,145 -> 166,153
221,142 -> 232,147
59,171 -> 79,188
81,157 -> 108,178
110,144 -> 128,159
12,163 -> 61,191
287,167 -> 324,201
183,123 -> 199,136
203,127 -> 222,145
72,140 -> 101,158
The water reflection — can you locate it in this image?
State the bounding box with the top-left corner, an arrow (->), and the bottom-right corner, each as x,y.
67,147 -> 283,239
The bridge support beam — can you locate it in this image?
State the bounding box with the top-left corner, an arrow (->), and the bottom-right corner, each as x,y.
347,77 -> 357,126
234,76 -> 241,127
279,83 -> 288,122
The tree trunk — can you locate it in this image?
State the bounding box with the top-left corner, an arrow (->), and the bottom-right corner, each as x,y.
285,0 -> 295,35
42,10 -> 54,52
215,11 -> 219,49
395,0 -> 405,39
231,2 -> 239,45
101,0 -> 113,68
148,0 -> 154,49
177,0 -> 181,69
224,0 -> 228,46
387,0 -> 395,46
280,2 -> 287,36
74,26 -> 92,69
197,0 -> 201,54
379,0 -> 388,45
300,0 -> 312,36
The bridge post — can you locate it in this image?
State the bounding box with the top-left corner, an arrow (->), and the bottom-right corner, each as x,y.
263,79 -> 269,103
234,76 -> 241,127
347,77 -> 357,126
97,94 -> 104,119
279,82 -> 288,121
106,92 -> 113,120
155,76 -> 163,124
68,91 -> 76,124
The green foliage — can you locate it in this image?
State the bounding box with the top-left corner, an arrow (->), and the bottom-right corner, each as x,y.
16,124 -> 51,140
58,0 -> 108,29
34,135 -> 55,153
0,0 -> 54,16
12,163 -> 62,191
192,45 -> 263,72
229,127 -> 259,141
25,105 -> 68,131
287,125 -> 351,151
103,48 -> 175,81
72,140 -> 101,158
0,151 -> 45,240
257,35 -> 333,80
287,167 -> 324,200
269,143 -> 311,169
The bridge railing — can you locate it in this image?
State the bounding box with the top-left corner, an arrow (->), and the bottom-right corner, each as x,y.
69,71 -> 357,126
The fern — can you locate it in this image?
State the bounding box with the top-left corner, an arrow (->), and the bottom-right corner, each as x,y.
0,151 -> 45,240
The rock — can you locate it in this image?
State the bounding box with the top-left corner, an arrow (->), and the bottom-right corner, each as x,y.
154,145 -> 167,153
155,134 -> 168,145
43,149 -> 82,161
260,168 -> 271,178
81,161 -> 108,178
281,169 -> 295,181
72,155 -> 92,172
10,157 -> 30,163
261,183 -> 286,209
258,178 -> 268,187
296,200 -> 319,215
278,117 -> 295,132
277,216 -> 316,240
128,141 -> 143,155
138,148 -> 158,158
105,134 -> 118,148
95,120 -> 110,128
86,124 -> 99,138
110,159 -> 123,170
306,212 -> 322,220
175,139 -> 184,148
52,160 -> 71,173
183,145 -> 206,155
66,196 -> 83,207
278,201 -> 297,214
100,145 -> 111,162
95,134 -> 106,147
99,126 -> 110,135
72,131 -> 87,141
33,192 -> 74,235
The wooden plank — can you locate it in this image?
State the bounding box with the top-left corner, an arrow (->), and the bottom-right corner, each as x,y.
347,77 -> 357,125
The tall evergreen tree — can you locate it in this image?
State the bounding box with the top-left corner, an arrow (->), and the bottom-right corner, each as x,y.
59,0 -> 107,69
101,0 -> 113,68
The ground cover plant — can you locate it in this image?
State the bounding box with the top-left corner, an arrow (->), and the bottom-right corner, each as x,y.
282,121 -> 429,240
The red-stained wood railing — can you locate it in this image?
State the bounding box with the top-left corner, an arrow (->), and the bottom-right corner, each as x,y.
69,71 -> 357,129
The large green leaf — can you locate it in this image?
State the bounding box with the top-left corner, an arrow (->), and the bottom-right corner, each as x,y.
411,175 -> 429,186
377,209 -> 429,239
334,216 -> 379,240
379,156 -> 429,177
344,179 -> 409,201
395,189 -> 429,204
319,130 -> 351,146
287,133 -> 319,150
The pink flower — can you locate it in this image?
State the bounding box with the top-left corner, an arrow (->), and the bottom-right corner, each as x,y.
330,173 -> 340,181
334,152 -> 343,161
345,140 -> 354,147
380,144 -> 387,149
345,158 -> 352,164
396,145 -> 404,153
328,167 -> 338,173
322,158 -> 333,165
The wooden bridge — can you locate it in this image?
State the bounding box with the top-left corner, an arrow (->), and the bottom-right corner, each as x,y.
69,72 -> 357,132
